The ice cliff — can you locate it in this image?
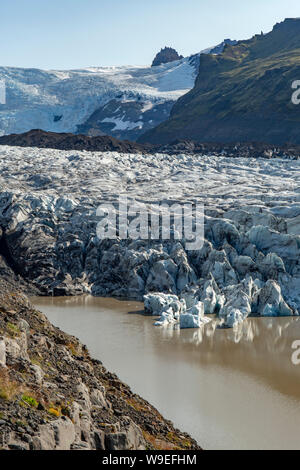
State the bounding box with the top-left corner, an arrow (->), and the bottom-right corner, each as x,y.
0,146 -> 299,329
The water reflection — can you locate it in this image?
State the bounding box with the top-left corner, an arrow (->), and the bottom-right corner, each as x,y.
34,295 -> 300,400
154,313 -> 300,351
32,295 -> 300,450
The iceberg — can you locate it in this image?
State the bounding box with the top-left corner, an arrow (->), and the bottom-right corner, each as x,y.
180,313 -> 211,329
144,293 -> 211,329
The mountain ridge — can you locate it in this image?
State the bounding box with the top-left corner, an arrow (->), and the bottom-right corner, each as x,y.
139,18 -> 300,145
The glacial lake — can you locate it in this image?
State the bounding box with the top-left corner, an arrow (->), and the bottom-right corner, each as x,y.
32,295 -> 300,450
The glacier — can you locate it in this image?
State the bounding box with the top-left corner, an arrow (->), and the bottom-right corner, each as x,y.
0,41 -> 232,140
0,145 -> 299,329
0,60 -> 197,139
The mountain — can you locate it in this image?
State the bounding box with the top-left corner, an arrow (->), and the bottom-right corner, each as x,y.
151,47 -> 183,67
0,40 -> 233,141
140,18 -> 300,145
208,38 -> 238,54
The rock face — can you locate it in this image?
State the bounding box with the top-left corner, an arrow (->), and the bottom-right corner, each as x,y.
0,146 -> 299,329
0,279 -> 199,450
151,47 -> 184,67
77,100 -> 175,143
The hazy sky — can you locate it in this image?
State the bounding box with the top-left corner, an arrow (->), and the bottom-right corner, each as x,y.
1,0 -> 300,69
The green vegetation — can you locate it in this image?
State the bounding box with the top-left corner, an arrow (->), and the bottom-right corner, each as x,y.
6,322 -> 20,337
0,389 -> 8,400
21,394 -> 39,408
141,18 -> 300,145
0,370 -> 21,401
66,342 -> 80,357
15,419 -> 27,427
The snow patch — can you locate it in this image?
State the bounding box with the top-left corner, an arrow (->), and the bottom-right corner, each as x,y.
101,117 -> 143,131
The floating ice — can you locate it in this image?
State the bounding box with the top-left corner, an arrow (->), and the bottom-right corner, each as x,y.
180,313 -> 211,329
144,293 -> 211,329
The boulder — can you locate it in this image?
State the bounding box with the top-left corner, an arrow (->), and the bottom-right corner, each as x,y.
0,337 -> 6,367
32,424 -> 56,450
105,418 -> 145,450
90,387 -> 108,409
51,417 -> 76,450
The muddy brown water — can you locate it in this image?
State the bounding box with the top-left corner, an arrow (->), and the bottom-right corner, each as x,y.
32,295 -> 300,450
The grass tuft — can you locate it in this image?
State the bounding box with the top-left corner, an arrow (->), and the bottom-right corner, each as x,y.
21,394 -> 39,408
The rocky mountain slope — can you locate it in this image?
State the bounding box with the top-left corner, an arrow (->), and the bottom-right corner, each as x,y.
0,145 -> 299,329
140,18 -> 300,145
0,41 -> 233,142
0,276 -> 199,450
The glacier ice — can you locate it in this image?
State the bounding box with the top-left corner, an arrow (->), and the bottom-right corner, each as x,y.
0,146 -> 299,329
0,59 -> 198,138
180,313 -> 211,329
144,292 -> 210,329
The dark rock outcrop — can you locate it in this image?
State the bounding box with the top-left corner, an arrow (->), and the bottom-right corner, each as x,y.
208,38 -> 237,54
0,129 -> 150,154
154,140 -> 300,159
151,47 -> 183,67
2,130 -> 300,159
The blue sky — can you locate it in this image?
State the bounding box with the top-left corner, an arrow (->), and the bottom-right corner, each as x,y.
1,0 -> 300,69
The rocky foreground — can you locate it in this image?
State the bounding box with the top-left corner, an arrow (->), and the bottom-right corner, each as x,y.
0,276 -> 199,450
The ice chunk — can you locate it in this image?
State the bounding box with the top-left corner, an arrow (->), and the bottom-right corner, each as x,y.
254,280 -> 293,317
223,309 -> 244,328
154,307 -> 178,326
180,313 -> 211,329
188,302 -> 204,317
145,292 -> 210,329
144,293 -> 181,316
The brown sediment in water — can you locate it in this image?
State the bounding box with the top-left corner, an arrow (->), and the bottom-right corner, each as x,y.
0,286 -> 200,451
33,295 -> 300,450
